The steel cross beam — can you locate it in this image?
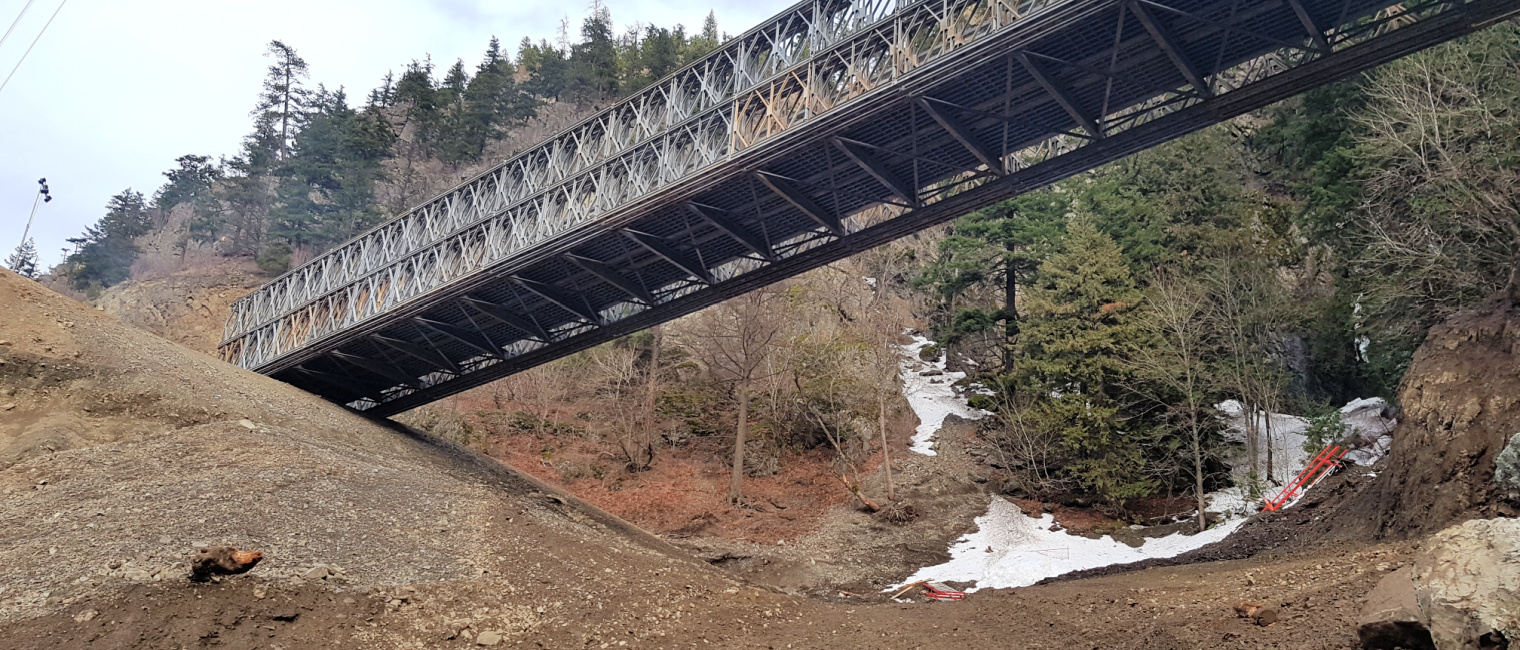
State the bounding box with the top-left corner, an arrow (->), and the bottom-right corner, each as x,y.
218,0 -> 1520,417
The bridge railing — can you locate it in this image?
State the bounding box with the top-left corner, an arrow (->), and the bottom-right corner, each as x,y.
220,0 -> 1500,381
221,0 -> 905,345
220,0 -> 1079,369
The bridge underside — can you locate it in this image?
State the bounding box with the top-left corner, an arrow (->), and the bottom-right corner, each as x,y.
226,0 -> 1519,418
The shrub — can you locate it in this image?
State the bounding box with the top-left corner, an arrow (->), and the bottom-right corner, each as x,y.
255,244 -> 293,275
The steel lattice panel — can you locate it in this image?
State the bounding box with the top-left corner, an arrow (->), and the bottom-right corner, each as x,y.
217,0 -> 1520,415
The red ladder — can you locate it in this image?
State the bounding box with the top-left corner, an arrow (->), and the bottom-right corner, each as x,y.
1262,444 -> 1348,512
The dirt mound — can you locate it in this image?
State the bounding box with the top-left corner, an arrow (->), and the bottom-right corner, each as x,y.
91,261 -> 265,356
0,268 -> 727,646
1370,293 -> 1520,536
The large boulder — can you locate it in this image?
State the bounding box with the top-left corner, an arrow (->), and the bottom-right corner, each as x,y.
1412,518 -> 1520,649
1359,567 -> 1436,650
1495,433 -> 1520,503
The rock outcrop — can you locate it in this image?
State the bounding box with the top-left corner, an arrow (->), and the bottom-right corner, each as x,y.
1373,296 -> 1520,537
91,262 -> 264,356
1496,433 -> 1520,503
1412,518 -> 1519,650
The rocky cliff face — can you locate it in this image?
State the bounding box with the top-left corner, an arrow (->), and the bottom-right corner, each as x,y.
1373,293 -> 1520,538
91,262 -> 264,356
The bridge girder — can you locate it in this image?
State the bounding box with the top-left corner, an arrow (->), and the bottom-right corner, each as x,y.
216,0 -> 1520,417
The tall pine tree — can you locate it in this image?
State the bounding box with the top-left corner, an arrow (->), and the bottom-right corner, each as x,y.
1017,213 -> 1154,504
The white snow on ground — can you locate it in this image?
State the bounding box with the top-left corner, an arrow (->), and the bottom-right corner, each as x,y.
894,396 -> 1398,592
1217,398 -> 1397,484
896,497 -> 1248,591
1217,400 -> 1313,486
897,335 -> 985,456
1341,398 -> 1396,466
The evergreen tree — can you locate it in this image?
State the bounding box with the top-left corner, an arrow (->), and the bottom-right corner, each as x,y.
1080,128 -> 1260,268
154,154 -> 221,211
634,25 -> 682,90
685,11 -> 721,59
269,87 -> 395,252
571,8 -> 620,99
5,238 -> 39,278
519,38 -> 570,101
393,57 -> 441,140
450,39 -> 536,163
1016,214 -> 1154,503
257,40 -> 311,160
63,190 -> 153,290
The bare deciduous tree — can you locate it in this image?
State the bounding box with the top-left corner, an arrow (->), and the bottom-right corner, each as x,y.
1129,272 -> 1216,532
686,286 -> 786,505
1350,24 -> 1520,340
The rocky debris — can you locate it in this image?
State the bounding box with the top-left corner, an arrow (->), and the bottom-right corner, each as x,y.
190,545 -> 263,581
1358,567 -> 1435,650
475,629 -> 503,646
90,263 -> 264,356
1232,601 -> 1278,626
1412,518 -> 1519,650
1495,432 -> 1520,503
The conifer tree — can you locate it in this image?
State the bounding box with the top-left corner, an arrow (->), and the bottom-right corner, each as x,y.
572,8 -> 620,99
685,11 -> 721,59
5,238 -> 39,278
258,41 -> 311,161
1017,213 -> 1154,504
154,154 -> 220,212
63,190 -> 153,290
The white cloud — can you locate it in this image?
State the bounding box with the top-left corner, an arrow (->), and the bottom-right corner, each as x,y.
0,0 -> 780,269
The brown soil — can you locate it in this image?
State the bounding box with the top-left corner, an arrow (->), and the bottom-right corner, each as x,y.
3,538 -> 1419,650
2,267 -> 1511,649
1367,292 -> 1520,535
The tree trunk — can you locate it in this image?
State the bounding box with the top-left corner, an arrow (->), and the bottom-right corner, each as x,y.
1004,245 -> 1018,370
1244,398 -> 1260,479
729,380 -> 748,505
646,325 -> 661,430
879,395 -> 894,501
1264,403 -> 1276,485
280,67 -> 291,161
1192,423 -> 1207,533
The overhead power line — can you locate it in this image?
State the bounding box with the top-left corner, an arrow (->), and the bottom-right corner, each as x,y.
0,0 -> 38,52
0,0 -> 66,96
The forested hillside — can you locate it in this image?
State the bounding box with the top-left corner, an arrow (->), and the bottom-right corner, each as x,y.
34,10 -> 1520,523
908,22 -> 1520,510
44,7 -> 723,294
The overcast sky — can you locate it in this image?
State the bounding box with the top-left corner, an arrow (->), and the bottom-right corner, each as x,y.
0,0 -> 784,269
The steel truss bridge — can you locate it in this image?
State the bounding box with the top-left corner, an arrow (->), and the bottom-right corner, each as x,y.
218,0 -> 1519,417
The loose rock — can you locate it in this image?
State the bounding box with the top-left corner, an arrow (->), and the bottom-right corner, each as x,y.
1358,567 -> 1434,650
190,545 -> 263,581
1412,518 -> 1520,650
1233,602 -> 1278,626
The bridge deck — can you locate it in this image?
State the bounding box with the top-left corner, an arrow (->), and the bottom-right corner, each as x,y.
218,0 -> 1520,417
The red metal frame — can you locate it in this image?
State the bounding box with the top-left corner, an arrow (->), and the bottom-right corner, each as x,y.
923,581 -> 966,601
1262,444 -> 1348,512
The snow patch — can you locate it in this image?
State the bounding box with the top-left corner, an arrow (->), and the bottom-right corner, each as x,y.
897,335 -> 985,456
895,497 -> 1247,592
1216,397 -> 1396,482
897,397 -> 1396,591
